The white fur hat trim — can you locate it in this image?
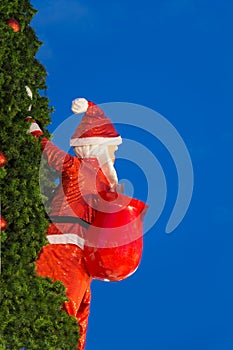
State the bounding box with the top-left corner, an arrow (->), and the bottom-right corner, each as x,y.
70,136 -> 122,147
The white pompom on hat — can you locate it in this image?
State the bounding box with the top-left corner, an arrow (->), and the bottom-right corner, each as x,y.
71,98 -> 90,114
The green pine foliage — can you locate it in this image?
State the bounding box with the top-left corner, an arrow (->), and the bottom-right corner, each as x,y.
0,1 -> 79,348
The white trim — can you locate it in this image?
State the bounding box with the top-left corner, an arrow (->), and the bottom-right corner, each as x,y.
70,136 -> 122,147
47,234 -> 85,250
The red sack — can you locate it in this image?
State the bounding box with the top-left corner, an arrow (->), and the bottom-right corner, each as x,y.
84,191 -> 148,282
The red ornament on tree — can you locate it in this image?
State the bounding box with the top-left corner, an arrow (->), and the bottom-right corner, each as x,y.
6,18 -> 20,32
0,152 -> 7,167
0,216 -> 7,231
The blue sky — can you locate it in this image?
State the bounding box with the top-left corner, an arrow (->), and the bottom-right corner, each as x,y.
31,1 -> 233,349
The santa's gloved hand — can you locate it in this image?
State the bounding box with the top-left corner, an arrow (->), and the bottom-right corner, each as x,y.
25,117 -> 44,137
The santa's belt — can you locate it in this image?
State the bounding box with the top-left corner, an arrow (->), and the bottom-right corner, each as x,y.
49,215 -> 90,229
47,216 -> 90,250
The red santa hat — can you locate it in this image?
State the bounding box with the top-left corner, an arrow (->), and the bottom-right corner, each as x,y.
70,98 -> 122,146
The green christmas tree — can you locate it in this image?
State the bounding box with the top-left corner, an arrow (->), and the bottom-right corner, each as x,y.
0,1 -> 79,348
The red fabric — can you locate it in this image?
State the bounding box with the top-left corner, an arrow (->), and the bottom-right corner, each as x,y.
41,138 -> 110,221
70,104 -> 120,140
84,191 -> 148,281
36,244 -> 91,350
87,101 -> 95,108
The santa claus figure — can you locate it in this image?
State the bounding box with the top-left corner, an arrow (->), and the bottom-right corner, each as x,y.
28,98 -> 147,350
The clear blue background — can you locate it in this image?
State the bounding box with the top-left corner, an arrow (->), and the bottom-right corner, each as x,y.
32,1 -> 233,349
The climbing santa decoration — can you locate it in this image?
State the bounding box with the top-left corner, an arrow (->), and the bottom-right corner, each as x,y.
27,95 -> 148,350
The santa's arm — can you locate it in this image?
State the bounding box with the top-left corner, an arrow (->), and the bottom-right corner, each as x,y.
26,117 -> 73,172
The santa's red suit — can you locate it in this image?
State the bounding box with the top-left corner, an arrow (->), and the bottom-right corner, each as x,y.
29,98 -> 147,350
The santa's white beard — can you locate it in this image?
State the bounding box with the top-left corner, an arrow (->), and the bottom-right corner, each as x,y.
99,158 -> 118,189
